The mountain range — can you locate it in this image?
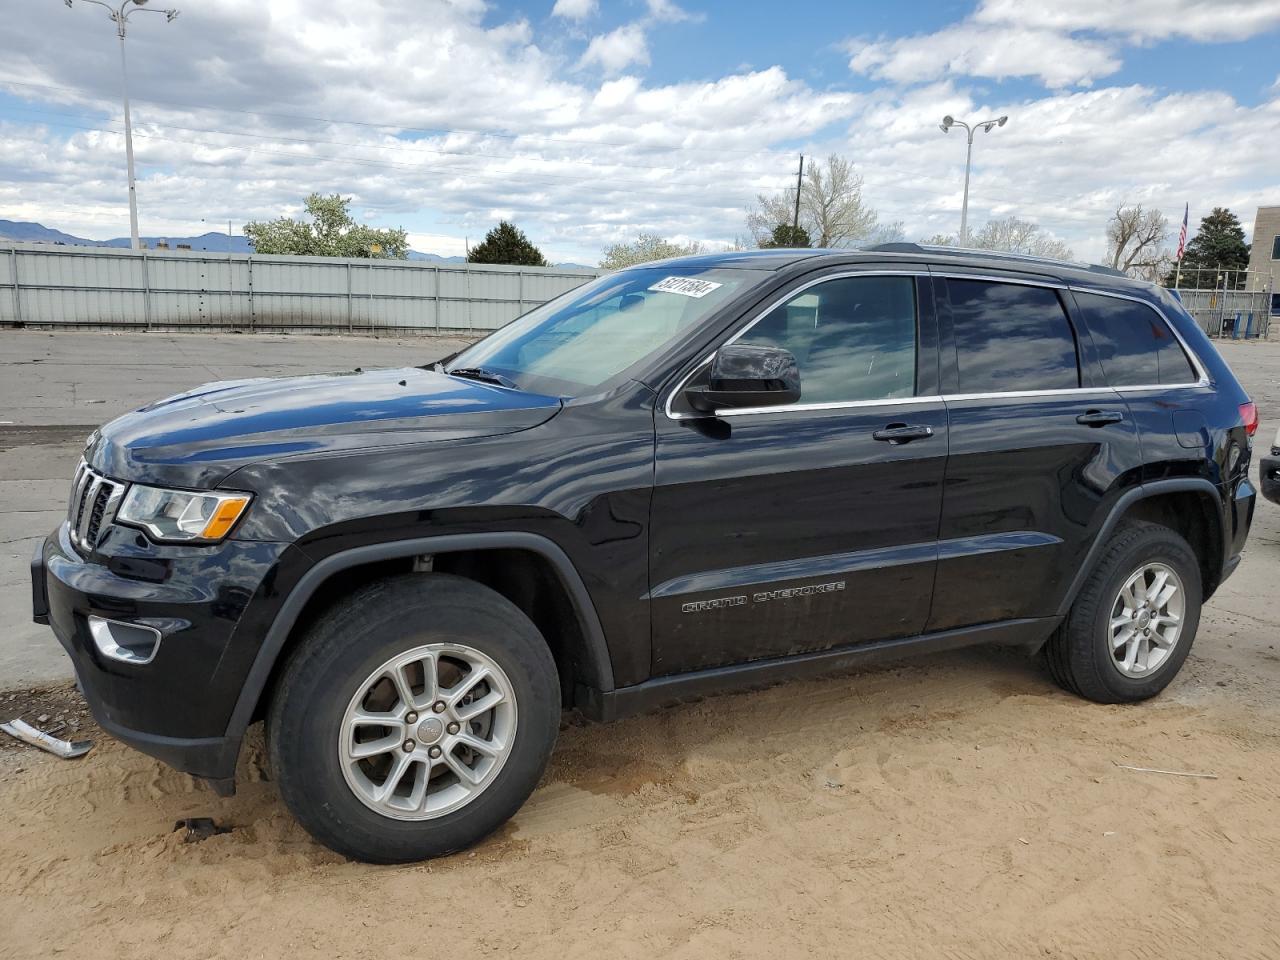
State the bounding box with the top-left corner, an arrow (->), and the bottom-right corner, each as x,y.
0,219 -> 592,268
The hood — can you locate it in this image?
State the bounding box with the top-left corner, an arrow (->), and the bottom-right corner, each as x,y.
86,367 -> 562,488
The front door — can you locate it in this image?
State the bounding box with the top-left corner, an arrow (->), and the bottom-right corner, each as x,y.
649,270 -> 948,676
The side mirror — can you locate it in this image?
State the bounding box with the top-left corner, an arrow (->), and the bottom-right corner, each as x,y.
685,344 -> 801,412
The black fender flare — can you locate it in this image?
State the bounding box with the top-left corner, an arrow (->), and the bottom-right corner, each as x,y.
224,531 -> 616,743
1054,478 -> 1225,618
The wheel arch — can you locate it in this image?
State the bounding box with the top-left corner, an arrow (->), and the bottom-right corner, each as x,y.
1056,478 -> 1226,619
224,532 -> 616,747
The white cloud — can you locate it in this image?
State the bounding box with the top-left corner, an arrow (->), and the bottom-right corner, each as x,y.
848,0 -> 1280,90
645,0 -> 697,23
976,0 -> 1280,43
551,0 -> 597,22
579,24 -> 649,74
848,24 -> 1120,89
1,0 -> 1277,268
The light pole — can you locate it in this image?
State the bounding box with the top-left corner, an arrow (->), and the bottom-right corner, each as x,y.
939,113 -> 1007,245
65,0 -> 180,251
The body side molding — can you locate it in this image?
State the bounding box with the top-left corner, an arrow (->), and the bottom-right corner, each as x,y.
224,531 -> 616,745
1054,477 -> 1225,619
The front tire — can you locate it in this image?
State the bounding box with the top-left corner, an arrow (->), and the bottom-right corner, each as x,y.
1045,520 -> 1202,703
267,574 -> 560,863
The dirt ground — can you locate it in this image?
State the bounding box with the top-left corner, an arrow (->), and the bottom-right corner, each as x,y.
2,338 -> 1279,959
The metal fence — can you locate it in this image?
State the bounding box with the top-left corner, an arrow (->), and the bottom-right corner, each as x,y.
0,242 -> 602,334
1168,268 -> 1274,339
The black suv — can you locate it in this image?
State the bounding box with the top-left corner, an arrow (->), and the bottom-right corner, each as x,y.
31,246 -> 1259,863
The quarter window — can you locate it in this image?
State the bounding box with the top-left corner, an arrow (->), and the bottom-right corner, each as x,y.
734,275 -> 917,404
947,280 -> 1079,392
1075,292 -> 1197,386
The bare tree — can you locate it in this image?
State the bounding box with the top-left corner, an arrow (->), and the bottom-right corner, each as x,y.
1106,203 -> 1169,278
967,216 -> 1075,260
747,154 -> 883,248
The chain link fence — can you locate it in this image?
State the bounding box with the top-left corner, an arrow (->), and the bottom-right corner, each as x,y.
1167,266 -> 1274,339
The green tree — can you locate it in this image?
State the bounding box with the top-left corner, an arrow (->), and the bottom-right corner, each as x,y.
1165,207 -> 1250,288
467,221 -> 548,266
599,233 -> 704,270
243,194 -> 407,258
760,224 -> 812,248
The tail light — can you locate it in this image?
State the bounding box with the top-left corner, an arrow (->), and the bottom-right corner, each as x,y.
1239,401 -> 1258,437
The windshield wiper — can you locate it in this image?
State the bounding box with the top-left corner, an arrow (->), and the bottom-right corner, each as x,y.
447,366 -> 519,389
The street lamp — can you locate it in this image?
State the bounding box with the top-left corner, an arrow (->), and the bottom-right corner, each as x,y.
939,113 -> 1007,245
64,0 -> 180,251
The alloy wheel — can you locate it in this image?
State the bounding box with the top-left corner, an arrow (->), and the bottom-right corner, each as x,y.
338,642 -> 518,820
1109,562 -> 1185,679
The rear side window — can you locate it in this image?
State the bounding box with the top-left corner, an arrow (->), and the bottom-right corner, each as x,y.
1075,292 -> 1198,386
946,279 -> 1079,392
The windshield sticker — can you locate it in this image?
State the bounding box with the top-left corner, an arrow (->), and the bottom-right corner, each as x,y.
648,276 -> 723,299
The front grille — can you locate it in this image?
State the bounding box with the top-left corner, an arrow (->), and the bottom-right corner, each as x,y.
67,461 -> 126,554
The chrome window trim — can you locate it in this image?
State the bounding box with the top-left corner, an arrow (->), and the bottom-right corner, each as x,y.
932,271 -> 1066,290
662,272 -> 1208,422
715,395 -> 945,418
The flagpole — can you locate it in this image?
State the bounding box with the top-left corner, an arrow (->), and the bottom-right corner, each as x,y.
1174,203 -> 1188,290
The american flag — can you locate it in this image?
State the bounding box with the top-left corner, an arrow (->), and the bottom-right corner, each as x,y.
1176,203 -> 1189,261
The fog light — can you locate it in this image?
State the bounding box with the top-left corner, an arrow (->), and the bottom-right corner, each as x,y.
88,616 -> 162,665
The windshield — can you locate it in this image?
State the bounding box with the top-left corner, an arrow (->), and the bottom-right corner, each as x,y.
445,266 -> 757,396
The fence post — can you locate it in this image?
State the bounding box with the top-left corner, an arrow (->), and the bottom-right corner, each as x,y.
346,260 -> 353,334
247,256 -> 255,329
141,250 -> 152,331
465,263 -> 473,331
9,247 -> 20,325
433,265 -> 440,331
518,269 -> 525,316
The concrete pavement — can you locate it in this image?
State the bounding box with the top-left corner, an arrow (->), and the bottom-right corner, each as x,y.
1,330 -> 473,689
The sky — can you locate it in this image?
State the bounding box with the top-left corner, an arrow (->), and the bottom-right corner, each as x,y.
1,0 -> 1278,264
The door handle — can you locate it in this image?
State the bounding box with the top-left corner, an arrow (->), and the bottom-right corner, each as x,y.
1076,409 -> 1124,427
872,423 -> 934,444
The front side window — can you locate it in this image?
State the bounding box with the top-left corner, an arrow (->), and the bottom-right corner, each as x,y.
448,267 -> 758,396
947,280 -> 1079,392
1076,292 -> 1197,386
733,275 -> 918,404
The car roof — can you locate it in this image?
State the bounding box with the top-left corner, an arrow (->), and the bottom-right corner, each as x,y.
637,244 -> 1155,296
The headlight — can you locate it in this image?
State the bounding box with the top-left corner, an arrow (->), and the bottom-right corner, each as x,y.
117,485 -> 252,543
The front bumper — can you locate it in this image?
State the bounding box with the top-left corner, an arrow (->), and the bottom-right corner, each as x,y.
32,520 -> 304,785
1262,455 -> 1280,506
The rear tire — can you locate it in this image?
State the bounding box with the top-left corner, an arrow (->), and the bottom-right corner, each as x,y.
267,573 -> 559,863
1045,520 -> 1202,703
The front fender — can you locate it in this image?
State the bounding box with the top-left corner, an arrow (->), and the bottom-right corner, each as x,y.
222,531 -> 616,753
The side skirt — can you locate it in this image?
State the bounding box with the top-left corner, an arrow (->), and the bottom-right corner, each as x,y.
579,616 -> 1061,722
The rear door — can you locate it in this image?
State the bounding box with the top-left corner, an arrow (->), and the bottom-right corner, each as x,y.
927,271 -> 1144,632
1068,288 -> 1210,483
649,268 -> 948,675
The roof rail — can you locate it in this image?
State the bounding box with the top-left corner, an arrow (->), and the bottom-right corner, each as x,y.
864,242 -> 1127,278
